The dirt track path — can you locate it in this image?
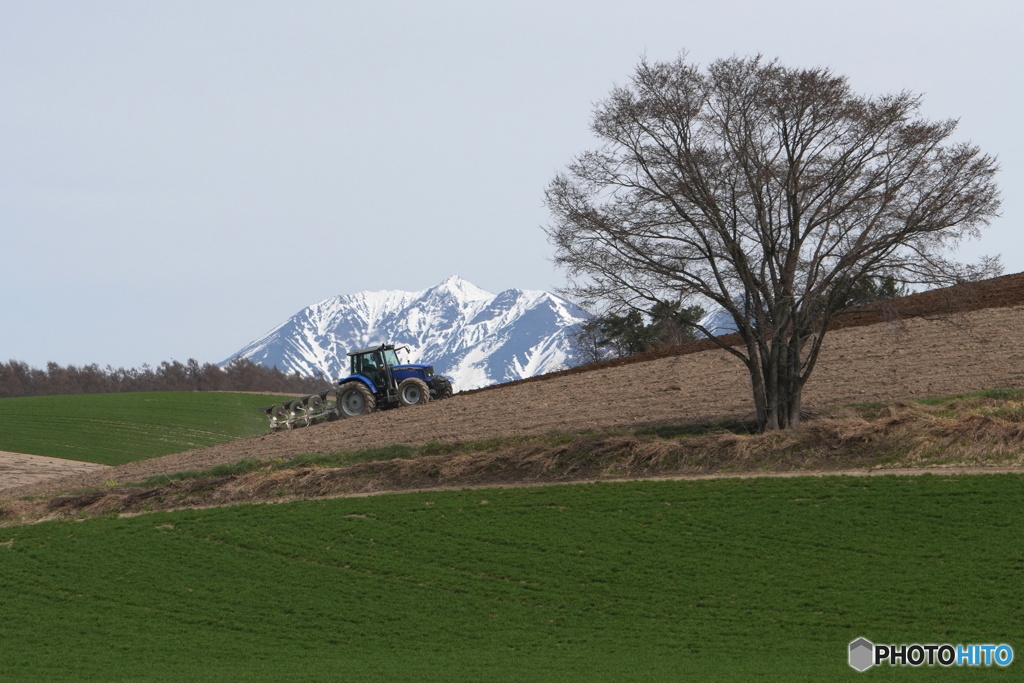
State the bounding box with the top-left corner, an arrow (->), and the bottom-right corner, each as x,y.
5,304 -> 1024,500
0,452 -> 110,490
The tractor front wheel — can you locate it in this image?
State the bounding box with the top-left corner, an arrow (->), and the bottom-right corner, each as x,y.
338,382 -> 377,418
398,378 -> 430,407
432,376 -> 453,400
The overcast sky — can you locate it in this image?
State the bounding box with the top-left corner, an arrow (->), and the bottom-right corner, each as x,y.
2,0 -> 1021,370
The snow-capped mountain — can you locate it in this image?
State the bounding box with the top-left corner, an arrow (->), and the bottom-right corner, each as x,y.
697,306 -> 738,336
222,276 -> 590,391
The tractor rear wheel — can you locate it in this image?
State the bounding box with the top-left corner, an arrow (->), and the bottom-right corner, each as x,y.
398,378 -> 430,407
338,382 -> 376,418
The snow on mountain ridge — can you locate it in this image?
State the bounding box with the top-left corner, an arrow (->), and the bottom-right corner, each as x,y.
223,276 -> 590,391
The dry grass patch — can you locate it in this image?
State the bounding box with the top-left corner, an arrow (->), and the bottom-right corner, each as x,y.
6,389 -> 1024,526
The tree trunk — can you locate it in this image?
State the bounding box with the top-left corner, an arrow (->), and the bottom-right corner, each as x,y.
747,331 -> 807,432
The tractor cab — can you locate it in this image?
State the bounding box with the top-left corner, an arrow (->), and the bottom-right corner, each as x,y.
348,345 -> 402,391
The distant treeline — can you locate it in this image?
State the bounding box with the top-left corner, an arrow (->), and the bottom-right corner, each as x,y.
0,358 -> 329,398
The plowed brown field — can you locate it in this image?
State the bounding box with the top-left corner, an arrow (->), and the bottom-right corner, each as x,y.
6,273 -> 1024,500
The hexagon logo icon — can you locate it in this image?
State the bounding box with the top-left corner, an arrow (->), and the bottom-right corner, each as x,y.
849,637 -> 874,671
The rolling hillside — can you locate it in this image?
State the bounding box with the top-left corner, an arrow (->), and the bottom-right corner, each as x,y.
5,275 -> 1023,681
6,272 -> 1024,502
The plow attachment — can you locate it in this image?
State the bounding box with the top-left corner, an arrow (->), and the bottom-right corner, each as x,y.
260,391 -> 339,431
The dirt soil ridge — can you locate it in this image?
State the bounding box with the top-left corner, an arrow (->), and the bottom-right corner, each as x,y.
4,272 -> 1024,512
5,396 -> 1024,526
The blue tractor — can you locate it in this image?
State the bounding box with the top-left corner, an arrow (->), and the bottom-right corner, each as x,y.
261,344 -> 453,430
335,343 -> 453,418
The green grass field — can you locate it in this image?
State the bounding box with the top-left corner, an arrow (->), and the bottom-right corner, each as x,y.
2,474 -> 1021,681
0,392 -> 289,465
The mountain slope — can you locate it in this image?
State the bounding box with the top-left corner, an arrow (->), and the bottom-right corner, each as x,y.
223,276 -> 590,391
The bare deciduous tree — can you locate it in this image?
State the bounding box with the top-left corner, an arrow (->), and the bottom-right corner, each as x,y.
545,54 -> 1001,431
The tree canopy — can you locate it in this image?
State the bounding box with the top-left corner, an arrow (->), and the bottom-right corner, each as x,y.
546,53 -> 1000,431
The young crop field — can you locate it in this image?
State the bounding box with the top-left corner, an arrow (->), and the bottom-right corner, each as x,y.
2,474 -> 1021,680
0,392 -> 290,465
